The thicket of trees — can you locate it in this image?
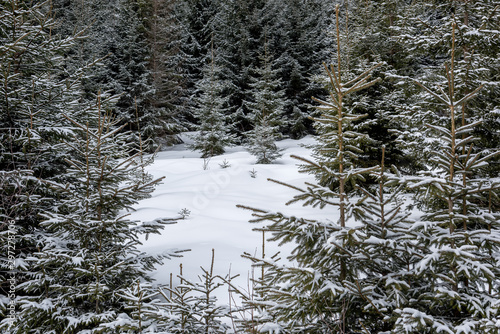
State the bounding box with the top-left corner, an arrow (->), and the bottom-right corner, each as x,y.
0,1 -> 175,331
1,0 -> 499,332
240,2 -> 500,333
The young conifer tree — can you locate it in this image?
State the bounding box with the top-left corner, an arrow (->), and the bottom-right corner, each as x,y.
394,25 -> 500,333
0,1 -> 90,326
238,6 -> 395,333
335,0 -> 407,172
245,121 -> 284,165
120,251 -> 230,333
8,95 -> 172,333
119,269 -> 198,333
179,249 -> 230,333
189,41 -> 235,158
351,147 -> 418,332
236,231 -> 281,334
129,264 -> 201,333
156,268 -> 201,333
0,0 -> 84,209
245,43 -> 286,164
114,281 -> 160,332
302,5 -> 382,191
390,0 -> 500,176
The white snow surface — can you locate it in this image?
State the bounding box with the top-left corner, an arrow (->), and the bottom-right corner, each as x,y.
128,133 -> 337,305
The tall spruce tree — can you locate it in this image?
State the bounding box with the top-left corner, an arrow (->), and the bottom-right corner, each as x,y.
393,25 -> 500,333
146,0 -> 187,147
205,0 -> 265,137
113,0 -> 156,147
260,0 -> 334,138
9,96 -> 172,332
0,1 -> 87,327
175,0 -> 219,128
237,7 -> 399,332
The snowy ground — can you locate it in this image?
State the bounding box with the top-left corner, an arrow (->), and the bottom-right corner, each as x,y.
128,133 -> 337,305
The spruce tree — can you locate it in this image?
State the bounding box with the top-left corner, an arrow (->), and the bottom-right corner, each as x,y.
390,0 -> 500,175
246,46 -> 287,133
0,2 -> 186,328
10,96 -> 171,332
155,269 -> 201,333
245,46 -> 286,164
52,0 -> 122,95
113,0 -> 160,150
115,281 -> 160,332
302,5 -> 383,192
259,0 -> 334,138
127,264 -> 202,333
175,0 -> 219,128
245,120 -> 284,165
393,25 -> 500,333
146,0 -> 187,147
331,0 -> 407,171
210,0 -> 266,136
179,250 -> 230,334
120,252 -> 231,333
0,1 -> 88,328
352,147 -> 418,332
189,44 -> 235,158
236,231 -> 282,334
237,7 -> 396,332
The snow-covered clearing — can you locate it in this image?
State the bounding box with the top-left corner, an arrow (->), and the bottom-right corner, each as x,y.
128,133 -> 337,305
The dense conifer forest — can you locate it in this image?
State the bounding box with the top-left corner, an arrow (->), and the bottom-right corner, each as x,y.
1,0 -> 499,332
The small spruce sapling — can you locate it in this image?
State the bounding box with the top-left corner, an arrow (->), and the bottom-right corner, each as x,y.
235,230 -> 281,334
156,264 -> 200,333
141,252 -> 232,333
245,117 -> 284,164
186,249 -> 230,334
219,159 -> 231,169
119,264 -> 195,333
